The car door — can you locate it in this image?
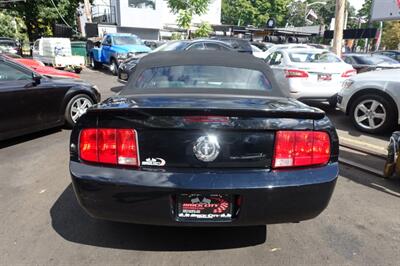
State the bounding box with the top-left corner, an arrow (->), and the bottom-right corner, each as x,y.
0,61 -> 59,139
101,36 -> 112,64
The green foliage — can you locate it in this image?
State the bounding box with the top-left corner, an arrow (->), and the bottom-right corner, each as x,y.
193,22 -> 213,38
168,0 -> 211,34
13,0 -> 83,41
171,32 -> 184,40
382,21 -> 400,50
222,0 -> 290,27
0,11 -> 28,42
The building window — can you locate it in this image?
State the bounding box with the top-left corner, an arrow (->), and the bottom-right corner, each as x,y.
128,0 -> 155,10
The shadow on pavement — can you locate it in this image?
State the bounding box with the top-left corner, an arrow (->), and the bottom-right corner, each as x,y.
0,128 -> 62,149
50,184 -> 267,251
339,165 -> 400,198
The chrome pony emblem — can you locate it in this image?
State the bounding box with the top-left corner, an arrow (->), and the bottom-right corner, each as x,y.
193,135 -> 220,162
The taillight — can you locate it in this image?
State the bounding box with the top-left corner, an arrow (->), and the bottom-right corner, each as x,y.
273,131 -> 330,169
285,69 -> 309,78
341,69 -> 357,78
79,128 -> 139,166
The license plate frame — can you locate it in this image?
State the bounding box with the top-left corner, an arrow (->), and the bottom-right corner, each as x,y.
317,73 -> 332,81
176,194 -> 233,221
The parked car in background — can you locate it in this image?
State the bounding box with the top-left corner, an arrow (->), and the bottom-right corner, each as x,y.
265,48 -> 356,106
251,45 -> 269,59
89,33 -> 151,75
372,50 -> 400,62
342,53 -> 400,73
0,55 -> 100,141
251,41 -> 274,51
210,36 -> 253,54
0,38 -> 21,55
337,69 -> 400,134
32,38 -> 85,73
264,43 -> 314,57
118,39 -> 234,81
70,51 -> 338,226
1,53 -> 80,79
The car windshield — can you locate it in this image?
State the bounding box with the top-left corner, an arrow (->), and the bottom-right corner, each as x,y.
133,65 -> 272,91
0,41 -> 16,47
113,35 -> 141,45
289,51 -> 341,63
355,55 -> 399,65
151,41 -> 188,52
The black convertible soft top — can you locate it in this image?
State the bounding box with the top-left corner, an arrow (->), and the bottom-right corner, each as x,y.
122,50 -> 287,97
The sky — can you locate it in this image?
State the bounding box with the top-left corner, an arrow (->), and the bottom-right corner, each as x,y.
348,0 -> 365,11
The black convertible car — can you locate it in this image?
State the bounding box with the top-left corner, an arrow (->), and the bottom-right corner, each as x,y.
70,51 -> 339,226
0,56 -> 100,141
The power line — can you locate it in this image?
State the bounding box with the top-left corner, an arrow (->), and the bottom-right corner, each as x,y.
49,0 -> 80,34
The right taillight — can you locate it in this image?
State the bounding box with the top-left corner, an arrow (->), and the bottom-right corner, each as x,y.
79,128 -> 139,167
273,131 -> 330,169
285,69 -> 309,78
341,69 -> 357,78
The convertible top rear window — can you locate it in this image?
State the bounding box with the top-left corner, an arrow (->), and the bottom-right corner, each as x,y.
133,65 -> 272,91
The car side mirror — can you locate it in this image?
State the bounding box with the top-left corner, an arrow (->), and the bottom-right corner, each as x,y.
32,72 -> 42,85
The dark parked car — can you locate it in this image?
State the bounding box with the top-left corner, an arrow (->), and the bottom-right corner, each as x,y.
343,53 -> 400,73
0,56 -> 100,141
118,39 -> 234,81
211,36 -> 253,54
70,51 -> 339,226
373,50 -> 400,62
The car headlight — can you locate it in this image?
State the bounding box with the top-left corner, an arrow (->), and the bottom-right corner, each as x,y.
127,52 -> 135,57
342,80 -> 354,89
116,53 -> 128,59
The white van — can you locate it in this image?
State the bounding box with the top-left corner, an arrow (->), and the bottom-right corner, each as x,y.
32,38 -> 85,73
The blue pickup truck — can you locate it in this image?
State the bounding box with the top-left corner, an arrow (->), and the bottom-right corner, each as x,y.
89,33 -> 151,75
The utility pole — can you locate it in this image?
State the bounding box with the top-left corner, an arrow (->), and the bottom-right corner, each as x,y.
84,0 -> 92,23
332,0 -> 346,56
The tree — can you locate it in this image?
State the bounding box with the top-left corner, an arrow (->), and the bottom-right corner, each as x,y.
192,22 -> 213,38
382,21 -> 400,50
222,0 -> 291,27
13,0 -> 84,41
0,11 -> 27,41
168,0 -> 211,37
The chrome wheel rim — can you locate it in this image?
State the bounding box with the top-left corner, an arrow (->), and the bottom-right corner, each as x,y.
354,99 -> 386,130
70,97 -> 92,123
90,57 -> 94,68
110,62 -> 116,73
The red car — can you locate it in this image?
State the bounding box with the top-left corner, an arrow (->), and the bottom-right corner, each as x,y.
3,54 -> 80,79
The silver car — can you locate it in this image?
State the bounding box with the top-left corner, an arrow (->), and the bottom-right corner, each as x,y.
337,69 -> 400,134
266,48 -> 356,106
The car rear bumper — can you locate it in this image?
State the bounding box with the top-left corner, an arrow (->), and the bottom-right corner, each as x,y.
70,161 -> 338,226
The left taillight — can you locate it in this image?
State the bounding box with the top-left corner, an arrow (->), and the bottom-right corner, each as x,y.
341,69 -> 357,78
272,131 -> 331,169
79,128 -> 139,166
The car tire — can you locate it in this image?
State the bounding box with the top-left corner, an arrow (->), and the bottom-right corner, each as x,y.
350,94 -> 396,134
74,68 -> 82,74
110,59 -> 118,76
65,94 -> 94,127
90,55 -> 101,69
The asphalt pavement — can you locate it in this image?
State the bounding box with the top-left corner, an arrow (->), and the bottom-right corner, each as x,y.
0,69 -> 399,265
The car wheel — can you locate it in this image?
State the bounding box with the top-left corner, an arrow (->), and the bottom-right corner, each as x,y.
74,68 -> 82,74
65,94 -> 93,127
110,59 -> 118,76
350,94 -> 396,134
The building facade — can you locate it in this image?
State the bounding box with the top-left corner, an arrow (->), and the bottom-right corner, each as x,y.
88,0 -> 221,40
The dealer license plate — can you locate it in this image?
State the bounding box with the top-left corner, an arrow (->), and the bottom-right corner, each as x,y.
177,194 -> 233,221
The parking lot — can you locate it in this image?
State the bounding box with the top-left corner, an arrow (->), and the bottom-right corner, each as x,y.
1,69 -> 399,265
